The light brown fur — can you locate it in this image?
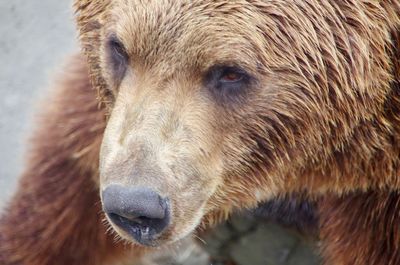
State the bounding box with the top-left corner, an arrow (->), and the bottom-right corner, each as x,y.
1,1 -> 400,264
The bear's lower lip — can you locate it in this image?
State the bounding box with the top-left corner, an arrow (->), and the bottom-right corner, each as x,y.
110,213 -> 161,246
127,224 -> 158,247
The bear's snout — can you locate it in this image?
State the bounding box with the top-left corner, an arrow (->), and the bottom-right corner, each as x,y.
102,185 -> 170,246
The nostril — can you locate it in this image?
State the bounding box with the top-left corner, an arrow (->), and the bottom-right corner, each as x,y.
108,213 -> 154,228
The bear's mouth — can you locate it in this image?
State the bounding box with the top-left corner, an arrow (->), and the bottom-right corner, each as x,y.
108,212 -> 171,246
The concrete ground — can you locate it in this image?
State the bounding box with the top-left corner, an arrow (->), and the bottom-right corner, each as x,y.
0,0 -> 76,209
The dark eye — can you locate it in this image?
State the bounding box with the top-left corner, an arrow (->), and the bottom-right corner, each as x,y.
106,35 -> 129,86
220,69 -> 245,83
205,65 -> 252,103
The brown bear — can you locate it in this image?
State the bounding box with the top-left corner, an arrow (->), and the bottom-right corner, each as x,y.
1,0 -> 400,264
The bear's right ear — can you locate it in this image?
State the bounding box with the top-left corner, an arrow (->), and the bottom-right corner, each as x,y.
74,0 -> 113,108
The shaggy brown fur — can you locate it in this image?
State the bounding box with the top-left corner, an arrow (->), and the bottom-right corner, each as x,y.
0,56 -> 138,265
319,191 -> 400,265
1,1 -> 400,264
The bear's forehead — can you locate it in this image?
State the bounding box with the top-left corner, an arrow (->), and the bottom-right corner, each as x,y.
110,0 -> 266,73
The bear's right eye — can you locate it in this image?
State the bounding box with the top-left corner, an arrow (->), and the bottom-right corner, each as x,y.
106,35 -> 129,87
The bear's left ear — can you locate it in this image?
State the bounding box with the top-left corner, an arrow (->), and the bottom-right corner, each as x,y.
74,0 -> 112,107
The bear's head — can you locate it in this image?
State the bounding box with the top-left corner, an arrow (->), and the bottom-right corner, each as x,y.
74,0 -> 397,246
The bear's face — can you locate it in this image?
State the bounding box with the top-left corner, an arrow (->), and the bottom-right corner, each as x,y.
76,0 -> 393,246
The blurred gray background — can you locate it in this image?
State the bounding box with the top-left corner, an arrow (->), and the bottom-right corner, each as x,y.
0,0 -> 76,210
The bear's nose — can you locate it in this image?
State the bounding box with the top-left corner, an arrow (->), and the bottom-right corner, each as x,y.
102,185 -> 170,246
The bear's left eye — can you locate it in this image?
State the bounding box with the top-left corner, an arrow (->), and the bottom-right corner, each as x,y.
205,65 -> 252,103
219,68 -> 245,83
106,35 -> 129,86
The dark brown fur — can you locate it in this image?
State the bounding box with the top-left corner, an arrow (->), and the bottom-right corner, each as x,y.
319,191 -> 400,265
0,56 -> 139,265
1,1 -> 400,264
